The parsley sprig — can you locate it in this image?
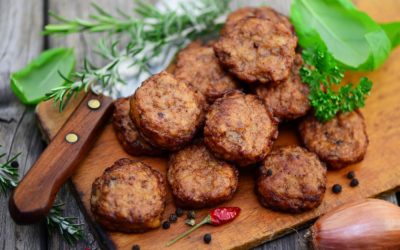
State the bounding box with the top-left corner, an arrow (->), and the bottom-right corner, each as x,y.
300,47 -> 372,121
44,0 -> 231,111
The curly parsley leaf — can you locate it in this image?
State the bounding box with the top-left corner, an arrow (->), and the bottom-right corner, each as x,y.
301,47 -> 372,122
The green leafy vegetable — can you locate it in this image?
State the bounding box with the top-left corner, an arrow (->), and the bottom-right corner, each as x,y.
10,48 -> 75,105
44,0 -> 230,111
301,47 -> 372,121
290,0 -> 391,71
381,22 -> 400,48
0,146 -> 20,194
46,203 -> 84,245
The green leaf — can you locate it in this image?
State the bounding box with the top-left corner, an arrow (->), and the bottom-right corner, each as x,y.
290,0 -> 391,71
381,22 -> 400,48
10,48 -> 75,105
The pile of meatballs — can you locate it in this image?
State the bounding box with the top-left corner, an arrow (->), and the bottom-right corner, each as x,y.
90,7 -> 369,233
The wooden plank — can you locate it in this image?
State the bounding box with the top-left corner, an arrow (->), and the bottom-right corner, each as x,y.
0,0 -> 46,249
36,0 -> 400,249
45,0 -> 141,249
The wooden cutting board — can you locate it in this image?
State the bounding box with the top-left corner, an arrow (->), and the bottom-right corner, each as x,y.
35,1 -> 400,249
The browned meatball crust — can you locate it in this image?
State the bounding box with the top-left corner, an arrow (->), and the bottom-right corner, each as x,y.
214,17 -> 297,84
130,71 -> 205,150
91,159 -> 166,233
299,111 -> 369,169
204,91 -> 278,166
254,54 -> 310,121
174,41 -> 240,103
112,98 -> 163,156
168,143 -> 239,208
221,7 -> 294,35
257,146 -> 327,213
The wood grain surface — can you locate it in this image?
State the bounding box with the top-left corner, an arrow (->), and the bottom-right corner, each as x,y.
0,0 -> 46,249
0,0 -> 398,249
34,1 -> 400,249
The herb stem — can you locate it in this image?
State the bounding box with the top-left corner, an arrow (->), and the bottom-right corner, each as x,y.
166,215 -> 211,247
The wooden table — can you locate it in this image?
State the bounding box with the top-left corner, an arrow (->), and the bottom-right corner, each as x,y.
0,0 -> 398,249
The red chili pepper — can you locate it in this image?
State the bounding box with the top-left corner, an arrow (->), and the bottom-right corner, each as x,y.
166,207 -> 241,247
210,207 -> 241,225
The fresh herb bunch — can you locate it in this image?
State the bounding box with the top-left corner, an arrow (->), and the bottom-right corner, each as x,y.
46,203 -> 84,245
300,47 -> 372,122
44,0 -> 231,111
0,146 -> 20,194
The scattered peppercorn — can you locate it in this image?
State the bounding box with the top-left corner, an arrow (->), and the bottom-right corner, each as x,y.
132,245 -> 140,250
346,171 -> 355,179
187,210 -> 195,219
175,207 -> 184,217
350,178 -> 359,187
11,161 -> 19,168
162,221 -> 170,229
266,169 -> 272,176
203,233 -> 212,244
169,213 -> 178,223
332,184 -> 342,194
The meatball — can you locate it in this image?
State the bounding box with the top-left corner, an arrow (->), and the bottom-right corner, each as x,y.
214,17 -> 297,83
174,41 -> 240,103
299,111 -> 369,169
91,159 -> 166,233
112,98 -> 163,156
254,54 -> 310,121
204,90 -> 278,166
130,71 -> 205,150
256,146 -> 327,213
221,7 -> 294,35
168,143 -> 239,208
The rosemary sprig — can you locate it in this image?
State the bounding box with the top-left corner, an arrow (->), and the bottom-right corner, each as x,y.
0,146 -> 83,244
46,203 -> 84,245
300,47 -> 372,121
0,146 -> 20,194
44,0 -> 231,111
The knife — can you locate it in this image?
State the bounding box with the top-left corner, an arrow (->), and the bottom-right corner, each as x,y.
9,91 -> 115,224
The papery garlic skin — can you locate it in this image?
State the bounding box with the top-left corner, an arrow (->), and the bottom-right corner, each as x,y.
311,199 -> 400,250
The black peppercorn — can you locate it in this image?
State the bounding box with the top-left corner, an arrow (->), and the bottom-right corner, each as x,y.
350,178 -> 359,187
203,233 -> 212,244
332,184 -> 342,194
346,171 -> 355,179
132,244 -> 140,250
187,210 -> 195,219
169,213 -> 178,223
266,169 -> 272,176
175,207 -> 184,217
11,161 -> 19,168
162,221 -> 170,229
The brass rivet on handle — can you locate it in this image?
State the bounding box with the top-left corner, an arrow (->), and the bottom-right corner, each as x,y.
65,133 -> 79,144
87,99 -> 101,110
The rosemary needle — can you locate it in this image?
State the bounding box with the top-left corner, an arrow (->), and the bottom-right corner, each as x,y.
0,145 -> 20,194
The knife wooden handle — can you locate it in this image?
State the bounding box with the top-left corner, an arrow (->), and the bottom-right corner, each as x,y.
9,92 -> 114,224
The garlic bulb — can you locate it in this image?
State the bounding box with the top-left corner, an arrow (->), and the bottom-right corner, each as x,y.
311,198 -> 400,250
